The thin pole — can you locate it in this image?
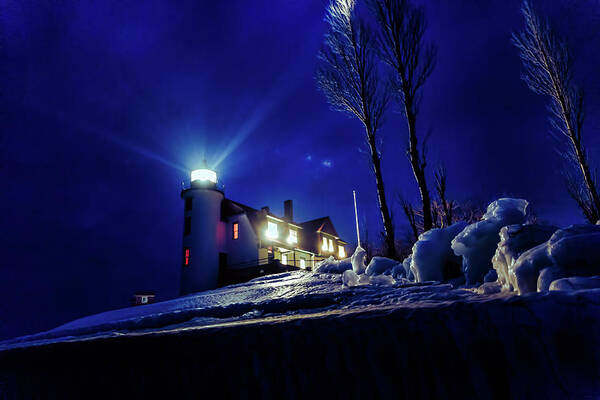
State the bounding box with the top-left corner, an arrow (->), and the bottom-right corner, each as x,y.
353,190 -> 361,247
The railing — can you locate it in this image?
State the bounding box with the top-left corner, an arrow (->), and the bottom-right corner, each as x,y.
226,254 -> 331,271
181,179 -> 225,192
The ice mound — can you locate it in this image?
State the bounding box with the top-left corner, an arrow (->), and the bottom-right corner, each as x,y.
492,224 -> 557,291
314,256 -> 352,274
451,198 -> 529,284
351,245 -> 367,274
510,224 -> 600,294
549,276 -> 600,291
342,269 -> 359,286
365,256 -> 399,276
341,249 -> 398,287
410,221 -> 467,282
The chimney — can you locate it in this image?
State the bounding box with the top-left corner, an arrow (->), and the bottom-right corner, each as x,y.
284,200 -> 293,222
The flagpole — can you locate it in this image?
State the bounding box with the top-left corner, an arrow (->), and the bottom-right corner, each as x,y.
353,190 -> 360,247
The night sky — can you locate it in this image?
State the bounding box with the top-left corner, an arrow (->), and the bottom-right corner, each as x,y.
2,0 -> 599,339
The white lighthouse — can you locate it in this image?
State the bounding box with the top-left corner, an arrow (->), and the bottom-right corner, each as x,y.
180,167 -> 224,295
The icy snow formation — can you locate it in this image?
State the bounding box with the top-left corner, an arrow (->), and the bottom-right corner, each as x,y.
396,256 -> 414,280
365,256 -> 399,276
549,276 -> 600,291
351,245 -> 367,274
314,256 -> 352,273
451,198 -> 528,284
410,221 -> 467,282
492,224 -> 557,291
510,224 -> 600,294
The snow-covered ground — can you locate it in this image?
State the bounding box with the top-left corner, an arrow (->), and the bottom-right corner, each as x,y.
0,271 -> 486,351
1,271 -> 600,398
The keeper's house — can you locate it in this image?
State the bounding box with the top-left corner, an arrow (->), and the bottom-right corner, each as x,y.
180,168 -> 348,295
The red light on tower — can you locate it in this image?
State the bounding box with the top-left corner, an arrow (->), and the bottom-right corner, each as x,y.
184,248 -> 190,266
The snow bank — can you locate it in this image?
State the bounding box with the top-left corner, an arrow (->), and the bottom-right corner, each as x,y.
342,269 -> 359,286
549,276 -> 600,291
314,256 -> 352,273
342,251 -> 398,287
3,283 -> 600,399
365,256 -> 399,276
410,221 -> 467,282
351,245 -> 367,274
492,224 -> 557,291
451,198 -> 529,284
510,224 -> 600,294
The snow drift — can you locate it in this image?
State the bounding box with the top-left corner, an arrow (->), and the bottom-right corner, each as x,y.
510,224 -> 600,294
2,272 -> 600,399
314,256 -> 352,273
451,198 -> 529,284
492,224 -> 557,291
549,276 -> 600,291
410,221 -> 467,282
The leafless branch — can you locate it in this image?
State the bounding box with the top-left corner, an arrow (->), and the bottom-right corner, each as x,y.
513,0 -> 600,222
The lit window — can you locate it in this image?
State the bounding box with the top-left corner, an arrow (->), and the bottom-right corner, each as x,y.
184,216 -> 191,236
282,254 -> 288,265
233,222 -> 239,240
339,245 -> 346,258
328,238 -> 334,252
141,296 -> 148,304
184,248 -> 190,266
266,221 -> 278,239
300,259 -> 306,268
322,236 -> 328,251
287,229 -> 297,244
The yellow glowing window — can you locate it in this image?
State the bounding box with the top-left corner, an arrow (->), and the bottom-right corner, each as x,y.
328,238 -> 334,252
282,254 -> 288,265
322,236 -> 328,251
266,221 -> 278,239
233,222 -> 239,240
288,229 -> 298,244
338,245 -> 346,258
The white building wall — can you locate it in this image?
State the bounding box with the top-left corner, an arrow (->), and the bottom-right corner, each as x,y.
226,214 -> 259,269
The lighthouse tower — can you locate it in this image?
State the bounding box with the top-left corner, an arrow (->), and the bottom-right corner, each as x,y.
180,167 -> 224,295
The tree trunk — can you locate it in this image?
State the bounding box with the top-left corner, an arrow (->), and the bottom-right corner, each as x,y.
571,135 -> 600,222
405,108 -> 433,232
555,89 -> 600,222
368,134 -> 397,259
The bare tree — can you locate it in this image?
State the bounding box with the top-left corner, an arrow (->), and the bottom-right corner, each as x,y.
317,0 -> 397,258
369,0 -> 437,232
399,195 -> 419,241
434,165 -> 454,227
513,0 -> 600,222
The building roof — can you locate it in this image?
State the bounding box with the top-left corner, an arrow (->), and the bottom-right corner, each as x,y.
221,199 -> 256,220
298,216 -> 339,238
222,198 -> 345,243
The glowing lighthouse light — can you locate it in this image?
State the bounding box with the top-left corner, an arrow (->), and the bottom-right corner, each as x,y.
191,169 -> 217,183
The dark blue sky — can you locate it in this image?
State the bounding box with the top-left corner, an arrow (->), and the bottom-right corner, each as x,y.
1,0 -> 599,339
